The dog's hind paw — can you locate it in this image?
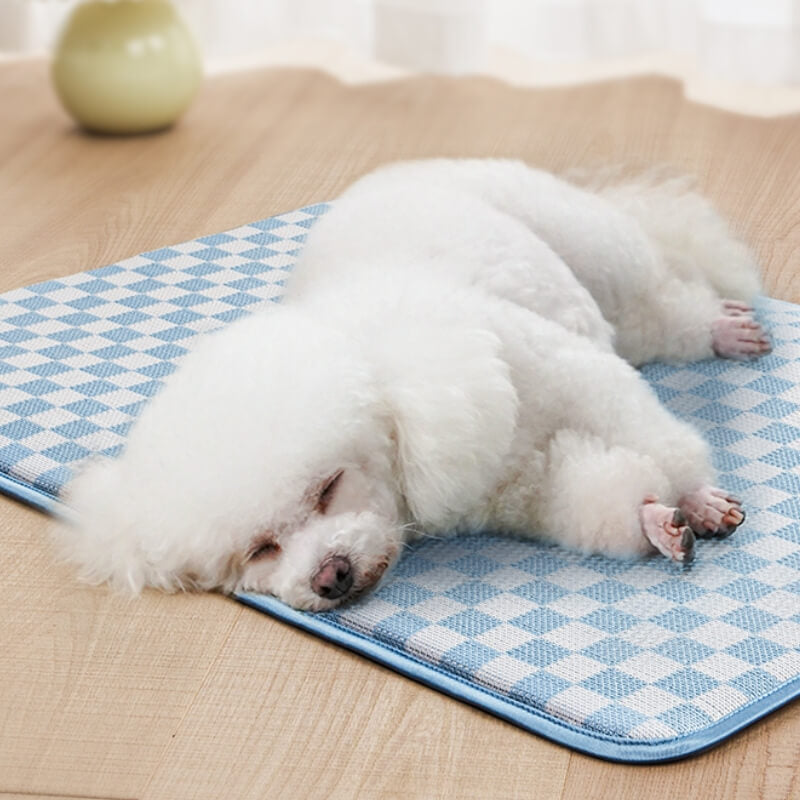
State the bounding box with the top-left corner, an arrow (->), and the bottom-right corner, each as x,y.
640,499 -> 695,563
712,303 -> 771,359
679,486 -> 744,539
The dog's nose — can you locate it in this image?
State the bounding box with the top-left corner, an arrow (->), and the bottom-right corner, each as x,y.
311,555 -> 353,599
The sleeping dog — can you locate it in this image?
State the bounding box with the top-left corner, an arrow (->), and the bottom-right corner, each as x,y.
54,159 -> 770,610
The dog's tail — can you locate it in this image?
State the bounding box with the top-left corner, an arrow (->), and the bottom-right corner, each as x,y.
569,167 -> 762,302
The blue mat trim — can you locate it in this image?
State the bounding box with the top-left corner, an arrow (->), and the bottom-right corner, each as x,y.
2,203 -> 799,763
0,471 -> 59,514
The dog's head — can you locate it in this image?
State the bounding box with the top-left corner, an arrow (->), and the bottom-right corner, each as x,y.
54,299 -> 517,610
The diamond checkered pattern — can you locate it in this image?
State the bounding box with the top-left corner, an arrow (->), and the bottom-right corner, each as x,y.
1,203 -> 799,746
0,204 -> 329,495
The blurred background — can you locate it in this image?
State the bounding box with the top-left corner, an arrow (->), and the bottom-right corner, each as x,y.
2,0 -> 800,115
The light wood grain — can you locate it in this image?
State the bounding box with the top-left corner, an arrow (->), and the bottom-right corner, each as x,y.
0,60 -> 798,800
0,795 -> 124,800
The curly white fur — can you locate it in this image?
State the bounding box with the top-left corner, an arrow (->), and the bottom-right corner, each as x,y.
53,158 -> 766,610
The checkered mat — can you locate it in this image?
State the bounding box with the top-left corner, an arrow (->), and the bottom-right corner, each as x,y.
2,205 -> 799,762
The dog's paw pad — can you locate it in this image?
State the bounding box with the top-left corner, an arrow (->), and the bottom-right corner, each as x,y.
712,305 -> 771,359
641,501 -> 696,563
680,486 -> 745,539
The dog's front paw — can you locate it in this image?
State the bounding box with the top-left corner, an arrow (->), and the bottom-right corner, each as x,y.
679,486 -> 744,540
640,499 -> 695,564
712,301 -> 771,359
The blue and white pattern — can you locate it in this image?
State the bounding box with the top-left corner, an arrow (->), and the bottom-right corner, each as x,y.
1,204 -> 799,761
0,205 -> 329,498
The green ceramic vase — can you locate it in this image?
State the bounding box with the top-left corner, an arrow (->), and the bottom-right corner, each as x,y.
52,0 -> 202,134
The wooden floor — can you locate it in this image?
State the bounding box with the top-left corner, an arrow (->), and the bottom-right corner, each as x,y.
0,61 -> 799,800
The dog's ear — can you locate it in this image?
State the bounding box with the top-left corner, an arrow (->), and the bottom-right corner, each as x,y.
51,455 -> 145,590
376,320 -> 518,530
54,455 -> 211,593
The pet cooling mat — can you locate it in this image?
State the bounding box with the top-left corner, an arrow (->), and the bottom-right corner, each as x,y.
1,205 -> 799,763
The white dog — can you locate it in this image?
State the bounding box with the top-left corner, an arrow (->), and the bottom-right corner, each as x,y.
54,159 -> 771,611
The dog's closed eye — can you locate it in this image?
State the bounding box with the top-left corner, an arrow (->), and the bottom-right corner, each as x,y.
248,537 -> 281,561
316,470 -> 344,514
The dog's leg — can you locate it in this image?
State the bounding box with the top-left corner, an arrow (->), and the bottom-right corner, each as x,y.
521,343 -> 724,562
711,301 -> 772,359
594,176 -> 767,364
492,301 -> 738,563
640,498 -> 696,563
611,278 -> 773,365
531,429 -> 691,561
678,486 -> 745,539
607,274 -> 772,365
